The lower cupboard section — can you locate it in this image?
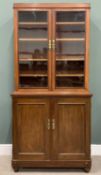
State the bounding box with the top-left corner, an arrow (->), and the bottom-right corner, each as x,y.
12,95 -> 91,172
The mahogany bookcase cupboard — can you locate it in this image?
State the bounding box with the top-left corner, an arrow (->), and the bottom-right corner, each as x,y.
12,3 -> 92,172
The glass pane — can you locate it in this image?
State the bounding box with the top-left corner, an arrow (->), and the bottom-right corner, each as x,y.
55,11 -> 85,88
56,11 -> 85,22
56,77 -> 84,87
56,25 -> 85,39
18,11 -> 48,88
19,11 -> 47,22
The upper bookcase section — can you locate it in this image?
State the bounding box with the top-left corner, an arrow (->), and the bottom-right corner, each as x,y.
13,3 -> 90,94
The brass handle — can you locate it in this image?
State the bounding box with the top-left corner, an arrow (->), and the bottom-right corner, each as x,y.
48,40 -> 52,50
52,40 -> 56,50
47,119 -> 51,130
52,119 -> 55,130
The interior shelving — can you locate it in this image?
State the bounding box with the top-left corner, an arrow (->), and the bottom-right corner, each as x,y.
17,10 -> 86,89
55,10 -> 85,88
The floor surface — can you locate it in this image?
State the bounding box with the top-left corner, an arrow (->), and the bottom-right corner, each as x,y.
0,156 -> 101,175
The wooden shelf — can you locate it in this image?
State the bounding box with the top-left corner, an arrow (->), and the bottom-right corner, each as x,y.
56,71 -> 84,77
56,56 -> 84,61
20,71 -> 48,77
56,38 -> 85,42
56,30 -> 85,33
56,73 -> 84,77
19,27 -> 47,30
56,54 -> 84,56
56,22 -> 85,25
19,38 -> 48,42
19,58 -> 48,62
20,74 -> 48,77
19,22 -> 47,25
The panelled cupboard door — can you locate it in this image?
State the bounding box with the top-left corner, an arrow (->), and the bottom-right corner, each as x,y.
52,97 -> 90,160
13,98 -> 50,160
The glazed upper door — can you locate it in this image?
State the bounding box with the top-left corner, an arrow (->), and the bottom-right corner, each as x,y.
14,9 -> 89,92
52,10 -> 87,90
13,98 -> 50,160
15,10 -> 52,90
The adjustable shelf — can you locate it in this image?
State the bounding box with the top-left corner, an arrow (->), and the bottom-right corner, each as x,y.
19,58 -> 48,62
19,27 -> 47,31
56,22 -> 85,25
56,30 -> 85,33
56,55 -> 84,61
19,22 -> 48,25
56,73 -> 84,77
56,70 -> 84,77
20,74 -> 48,77
56,38 -> 85,41
19,38 -> 48,42
56,58 -> 84,61
20,71 -> 48,77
